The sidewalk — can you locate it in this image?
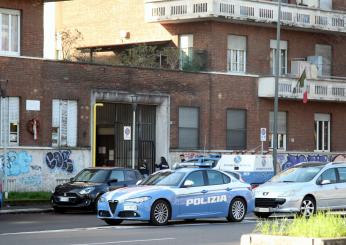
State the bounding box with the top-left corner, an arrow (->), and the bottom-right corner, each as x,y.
0,203 -> 53,214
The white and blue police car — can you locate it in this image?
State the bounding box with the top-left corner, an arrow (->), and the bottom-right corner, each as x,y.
97,167 -> 254,226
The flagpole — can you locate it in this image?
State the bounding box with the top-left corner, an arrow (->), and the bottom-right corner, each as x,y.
273,0 -> 282,176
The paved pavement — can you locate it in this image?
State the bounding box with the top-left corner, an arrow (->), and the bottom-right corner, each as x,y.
0,204 -> 53,214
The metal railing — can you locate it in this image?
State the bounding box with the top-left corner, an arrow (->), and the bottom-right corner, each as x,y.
145,0 -> 346,33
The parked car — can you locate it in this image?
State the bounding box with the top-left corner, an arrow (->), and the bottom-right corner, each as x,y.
174,154 -> 273,187
97,167 -> 254,226
253,162 -> 346,218
51,167 -> 143,212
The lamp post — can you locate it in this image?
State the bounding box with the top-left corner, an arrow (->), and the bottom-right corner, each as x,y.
92,103 -> 103,167
131,95 -> 138,170
273,0 -> 282,175
0,80 -> 8,204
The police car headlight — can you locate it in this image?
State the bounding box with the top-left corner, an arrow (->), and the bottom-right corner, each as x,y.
125,196 -> 151,203
79,187 -> 95,195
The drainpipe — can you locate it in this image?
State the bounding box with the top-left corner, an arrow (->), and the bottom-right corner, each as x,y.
92,103 -> 103,167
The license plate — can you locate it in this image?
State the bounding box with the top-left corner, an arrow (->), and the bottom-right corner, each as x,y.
123,205 -> 137,211
59,197 -> 69,202
257,208 -> 270,212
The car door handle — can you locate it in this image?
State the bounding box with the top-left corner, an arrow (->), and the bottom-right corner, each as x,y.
201,190 -> 208,194
226,187 -> 232,191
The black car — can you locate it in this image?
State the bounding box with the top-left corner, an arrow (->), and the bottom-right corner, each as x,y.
51,167 -> 143,212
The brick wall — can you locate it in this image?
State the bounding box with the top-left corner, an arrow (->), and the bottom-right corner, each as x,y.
0,0 -> 43,57
333,0 -> 346,11
1,57 -> 346,152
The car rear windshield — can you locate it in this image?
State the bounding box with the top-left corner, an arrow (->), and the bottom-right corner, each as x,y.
74,169 -> 110,183
270,166 -> 324,183
140,171 -> 185,186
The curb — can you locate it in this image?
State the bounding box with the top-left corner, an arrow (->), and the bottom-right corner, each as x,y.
0,208 -> 53,215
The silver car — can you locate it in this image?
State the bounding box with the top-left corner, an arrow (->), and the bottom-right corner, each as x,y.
253,162 -> 346,218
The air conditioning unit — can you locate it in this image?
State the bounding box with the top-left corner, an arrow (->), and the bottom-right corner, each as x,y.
297,0 -> 332,10
291,60 -> 319,79
307,56 -> 323,77
297,0 -> 319,8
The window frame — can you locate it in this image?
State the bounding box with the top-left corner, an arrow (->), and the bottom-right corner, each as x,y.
52,99 -> 78,147
178,106 -> 200,149
179,34 -> 194,70
269,111 -> 287,150
0,97 -> 20,146
0,8 -> 20,56
227,35 -> 247,73
270,40 -> 288,75
226,108 -> 247,150
314,113 -> 331,152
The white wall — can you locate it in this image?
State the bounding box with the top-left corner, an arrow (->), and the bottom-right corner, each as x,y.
44,2 -> 56,59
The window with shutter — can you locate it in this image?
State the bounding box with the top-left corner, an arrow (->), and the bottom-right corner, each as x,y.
269,111 -> 287,150
52,99 -> 77,147
0,97 -> 19,146
178,107 -> 199,149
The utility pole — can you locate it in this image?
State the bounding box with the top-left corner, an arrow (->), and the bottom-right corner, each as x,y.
273,0 -> 282,175
0,79 -> 8,203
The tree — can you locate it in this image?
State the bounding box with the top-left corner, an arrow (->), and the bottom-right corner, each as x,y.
119,45 -> 159,68
59,29 -> 87,61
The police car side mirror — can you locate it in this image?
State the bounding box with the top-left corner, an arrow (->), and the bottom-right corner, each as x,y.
136,180 -> 142,185
107,179 -> 118,185
183,180 -> 194,188
70,177 -> 75,182
320,179 -> 332,185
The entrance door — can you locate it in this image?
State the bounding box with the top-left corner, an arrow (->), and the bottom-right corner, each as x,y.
96,103 -> 156,170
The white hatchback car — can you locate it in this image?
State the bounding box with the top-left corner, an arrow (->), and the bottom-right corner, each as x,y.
253,162 -> 346,218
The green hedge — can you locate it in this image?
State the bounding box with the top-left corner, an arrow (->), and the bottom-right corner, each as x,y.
6,192 -> 52,201
256,212 -> 346,238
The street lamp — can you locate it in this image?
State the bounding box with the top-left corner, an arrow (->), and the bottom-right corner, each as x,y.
92,103 -> 103,167
273,0 -> 282,175
131,95 -> 138,170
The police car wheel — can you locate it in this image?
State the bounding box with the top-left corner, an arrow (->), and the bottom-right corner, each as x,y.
103,219 -> 123,225
227,198 -> 246,222
150,200 -> 170,226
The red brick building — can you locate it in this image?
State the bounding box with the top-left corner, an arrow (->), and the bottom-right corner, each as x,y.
1,0 -> 346,192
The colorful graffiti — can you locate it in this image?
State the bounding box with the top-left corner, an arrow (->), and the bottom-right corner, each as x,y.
278,154 -> 344,170
0,151 -> 32,176
45,150 -> 74,173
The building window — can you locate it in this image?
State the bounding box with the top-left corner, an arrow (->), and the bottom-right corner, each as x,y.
0,97 -> 19,146
314,113 -> 330,152
269,111 -> 287,150
270,40 -> 287,75
227,35 -> 246,73
315,44 -> 332,76
179,34 -> 193,69
0,8 -> 20,56
52,99 -> 78,147
227,109 -> 246,150
179,107 -> 199,149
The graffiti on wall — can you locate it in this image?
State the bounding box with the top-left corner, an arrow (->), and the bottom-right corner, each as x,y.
0,151 -> 33,176
45,150 -> 74,173
278,154 -> 346,171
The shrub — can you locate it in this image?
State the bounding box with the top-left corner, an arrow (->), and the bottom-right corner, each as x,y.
256,212 -> 346,238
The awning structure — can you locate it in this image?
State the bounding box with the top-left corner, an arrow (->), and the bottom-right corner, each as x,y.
77,40 -> 173,52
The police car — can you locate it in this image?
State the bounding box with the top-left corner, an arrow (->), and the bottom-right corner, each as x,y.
97,167 -> 254,226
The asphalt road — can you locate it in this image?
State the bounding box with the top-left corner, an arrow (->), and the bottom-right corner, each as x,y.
0,212 -> 258,245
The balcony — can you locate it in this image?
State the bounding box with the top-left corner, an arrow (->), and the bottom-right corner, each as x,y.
258,76 -> 346,102
144,0 -> 346,33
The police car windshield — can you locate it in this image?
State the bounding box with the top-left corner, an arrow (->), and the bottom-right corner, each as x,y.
140,171 -> 185,186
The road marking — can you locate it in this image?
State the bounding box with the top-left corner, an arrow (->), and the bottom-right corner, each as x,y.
0,220 -> 258,236
71,238 -> 176,245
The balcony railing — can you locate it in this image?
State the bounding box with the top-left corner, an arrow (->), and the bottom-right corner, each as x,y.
144,0 -> 346,33
258,76 -> 346,102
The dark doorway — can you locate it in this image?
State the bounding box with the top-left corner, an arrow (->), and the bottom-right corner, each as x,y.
96,103 -> 156,172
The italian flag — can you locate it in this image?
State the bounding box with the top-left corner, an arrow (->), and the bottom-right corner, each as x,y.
297,69 -> 308,103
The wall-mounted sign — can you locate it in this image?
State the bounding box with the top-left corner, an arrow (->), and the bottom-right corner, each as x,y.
124,126 -> 131,140
26,100 -> 40,111
260,128 -> 266,142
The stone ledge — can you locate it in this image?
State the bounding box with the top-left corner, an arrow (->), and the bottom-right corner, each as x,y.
241,234 -> 346,245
